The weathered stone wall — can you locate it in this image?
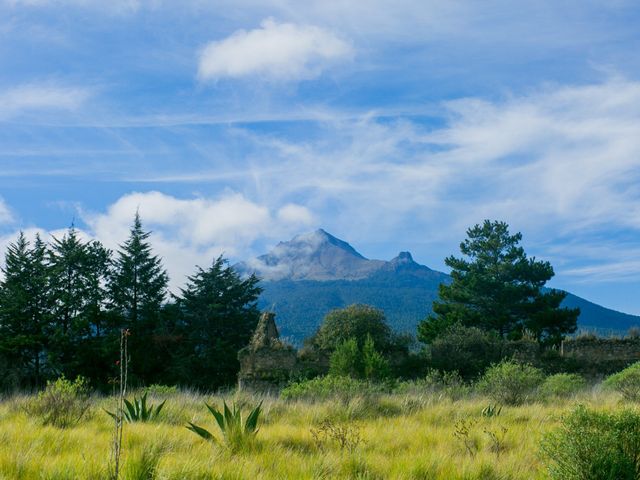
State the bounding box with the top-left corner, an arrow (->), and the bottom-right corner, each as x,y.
560,337 -> 640,375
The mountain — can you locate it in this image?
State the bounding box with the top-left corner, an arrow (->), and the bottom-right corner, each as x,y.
237,229 -> 640,345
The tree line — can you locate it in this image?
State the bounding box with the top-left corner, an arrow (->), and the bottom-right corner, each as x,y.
0,214 -> 262,391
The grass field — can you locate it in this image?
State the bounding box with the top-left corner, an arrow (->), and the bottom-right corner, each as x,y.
0,386 -> 633,480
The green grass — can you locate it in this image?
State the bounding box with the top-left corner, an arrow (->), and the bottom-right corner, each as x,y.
0,387 -> 634,479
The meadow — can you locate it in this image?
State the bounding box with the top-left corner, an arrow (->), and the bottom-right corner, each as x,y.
0,384 -> 632,480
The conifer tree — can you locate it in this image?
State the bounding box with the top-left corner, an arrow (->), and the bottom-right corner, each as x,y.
176,256 -> 261,389
110,213 -> 168,325
0,233 -> 51,387
418,220 -> 579,346
47,227 -> 112,378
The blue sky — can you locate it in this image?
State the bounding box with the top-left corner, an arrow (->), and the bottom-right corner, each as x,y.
1,0 -> 639,314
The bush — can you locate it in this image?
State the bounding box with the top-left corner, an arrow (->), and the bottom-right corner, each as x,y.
539,373 -> 586,399
477,360 -> 544,405
429,324 -> 503,379
329,335 -> 390,380
362,334 -> 390,381
603,362 -> 640,401
541,405 -> 640,480
314,304 -> 392,352
329,338 -> 362,378
395,370 -> 469,400
26,375 -> 91,428
281,375 -> 390,401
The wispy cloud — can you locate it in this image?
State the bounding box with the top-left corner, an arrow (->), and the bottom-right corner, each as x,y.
0,198 -> 14,225
0,82 -> 91,119
197,18 -> 353,81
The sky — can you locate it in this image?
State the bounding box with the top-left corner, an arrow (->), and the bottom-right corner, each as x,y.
0,0 -> 639,314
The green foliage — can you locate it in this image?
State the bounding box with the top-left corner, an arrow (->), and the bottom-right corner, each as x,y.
428,324 -> 503,378
329,338 -> 362,378
26,375 -> 91,428
539,373 -> 586,398
175,256 -> 262,390
603,362 -> 640,401
281,375 -> 390,401
106,392 -> 165,423
418,220 -> 579,345
144,384 -> 179,396
541,405 -> 640,480
328,335 -> 390,380
186,400 -> 262,451
477,360 -> 544,405
314,304 -> 392,352
0,233 -> 52,388
362,334 -> 391,381
395,370 -> 469,400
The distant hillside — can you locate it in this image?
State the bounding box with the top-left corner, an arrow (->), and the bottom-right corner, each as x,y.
237,229 -> 640,344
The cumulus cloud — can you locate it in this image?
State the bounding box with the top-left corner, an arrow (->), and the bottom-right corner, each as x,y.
197,18 -> 353,81
80,191 -> 314,290
0,82 -> 91,119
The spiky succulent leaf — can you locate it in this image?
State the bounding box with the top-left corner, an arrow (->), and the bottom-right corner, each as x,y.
186,422 -> 215,442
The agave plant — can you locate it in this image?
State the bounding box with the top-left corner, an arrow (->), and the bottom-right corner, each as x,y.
186,400 -> 262,450
481,404 -> 502,418
106,392 -> 166,423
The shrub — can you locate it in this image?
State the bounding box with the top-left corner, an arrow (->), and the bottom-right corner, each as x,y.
144,384 -> 178,396
429,324 -> 503,378
314,304 -> 392,352
603,362 -> 640,401
477,360 -> 544,405
541,405 -> 640,480
281,375 -> 390,401
329,335 -> 390,380
186,400 -> 262,452
396,370 -> 469,400
362,334 -> 391,381
329,338 -> 362,378
27,375 -> 91,428
539,373 -> 586,398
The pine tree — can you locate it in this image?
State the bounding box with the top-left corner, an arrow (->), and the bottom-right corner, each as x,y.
176,256 -> 261,389
47,227 -> 113,379
110,213 -> 168,325
418,220 -> 579,346
0,233 -> 51,387
109,213 -> 168,382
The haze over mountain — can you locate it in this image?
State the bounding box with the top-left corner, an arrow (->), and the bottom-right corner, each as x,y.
237,230 -> 640,344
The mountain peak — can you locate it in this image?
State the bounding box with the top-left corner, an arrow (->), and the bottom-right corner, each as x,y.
237,229 -> 382,281
392,251 -> 415,263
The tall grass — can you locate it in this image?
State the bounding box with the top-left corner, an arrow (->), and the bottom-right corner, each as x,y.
0,387 -> 629,479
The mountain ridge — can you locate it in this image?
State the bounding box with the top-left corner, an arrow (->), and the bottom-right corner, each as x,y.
236,230 -> 640,344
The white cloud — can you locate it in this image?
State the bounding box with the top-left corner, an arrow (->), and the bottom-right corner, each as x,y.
197,18 -> 353,81
81,191 -> 314,290
0,198 -> 14,225
0,82 -> 91,119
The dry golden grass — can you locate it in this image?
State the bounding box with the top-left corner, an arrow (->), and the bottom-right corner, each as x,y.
0,387 -> 630,479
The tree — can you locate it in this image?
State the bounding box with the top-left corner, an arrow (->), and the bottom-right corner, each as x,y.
175,256 -> 262,389
48,228 -> 114,381
313,304 -> 393,352
329,338 -> 362,378
0,233 -> 52,388
418,220 -> 579,346
109,213 -> 169,382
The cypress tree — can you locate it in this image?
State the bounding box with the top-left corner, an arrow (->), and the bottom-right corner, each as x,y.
109,213 -> 168,383
0,233 -> 51,388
